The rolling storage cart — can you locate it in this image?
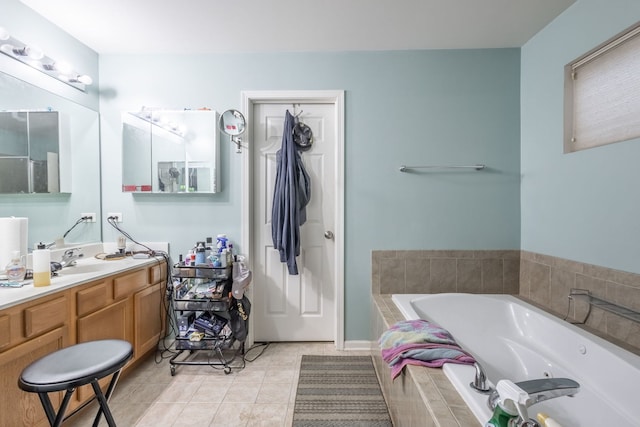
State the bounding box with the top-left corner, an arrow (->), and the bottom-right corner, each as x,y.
169,264 -> 245,375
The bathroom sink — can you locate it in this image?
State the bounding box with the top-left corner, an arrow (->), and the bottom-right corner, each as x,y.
55,259 -> 118,277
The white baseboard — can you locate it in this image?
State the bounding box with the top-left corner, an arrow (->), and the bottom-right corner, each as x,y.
343,340 -> 375,351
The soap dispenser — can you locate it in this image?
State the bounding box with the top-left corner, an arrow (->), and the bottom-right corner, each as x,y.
32,242 -> 51,287
5,250 -> 26,281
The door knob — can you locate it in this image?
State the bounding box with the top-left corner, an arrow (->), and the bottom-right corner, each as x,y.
324,231 -> 334,240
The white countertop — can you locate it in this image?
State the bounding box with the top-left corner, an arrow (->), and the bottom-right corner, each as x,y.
0,243 -> 168,310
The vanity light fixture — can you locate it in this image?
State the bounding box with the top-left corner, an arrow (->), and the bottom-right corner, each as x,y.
130,110 -> 186,139
0,25 -> 93,92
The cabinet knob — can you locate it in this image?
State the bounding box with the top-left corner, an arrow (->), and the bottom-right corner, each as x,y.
324,231 -> 334,240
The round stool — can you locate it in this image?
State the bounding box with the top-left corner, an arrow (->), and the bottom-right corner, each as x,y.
18,339 -> 133,427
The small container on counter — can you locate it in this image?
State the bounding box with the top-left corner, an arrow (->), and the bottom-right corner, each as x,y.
32,242 -> 51,287
5,250 -> 26,281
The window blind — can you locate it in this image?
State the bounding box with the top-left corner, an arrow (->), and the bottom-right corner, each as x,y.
566,23 -> 640,152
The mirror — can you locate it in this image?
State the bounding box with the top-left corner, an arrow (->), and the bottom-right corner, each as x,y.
219,109 -> 246,153
122,109 -> 219,193
0,71 -> 101,246
0,110 -> 61,193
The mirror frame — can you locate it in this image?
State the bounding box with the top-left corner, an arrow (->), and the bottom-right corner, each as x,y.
219,109 -> 246,153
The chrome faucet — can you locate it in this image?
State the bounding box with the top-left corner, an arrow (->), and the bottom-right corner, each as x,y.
59,248 -> 84,267
488,378 -> 579,426
470,361 -> 492,394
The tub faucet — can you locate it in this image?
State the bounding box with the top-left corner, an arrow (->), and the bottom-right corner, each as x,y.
488,378 -> 579,426
469,361 -> 492,394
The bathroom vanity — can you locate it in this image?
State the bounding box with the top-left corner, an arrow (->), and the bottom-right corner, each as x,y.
0,255 -> 167,427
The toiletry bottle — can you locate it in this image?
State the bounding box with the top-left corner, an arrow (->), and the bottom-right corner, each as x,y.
228,243 -> 236,263
219,248 -> 227,267
32,242 -> 51,287
537,413 -> 564,427
216,234 -> 228,253
195,242 -> 206,264
5,250 -> 26,281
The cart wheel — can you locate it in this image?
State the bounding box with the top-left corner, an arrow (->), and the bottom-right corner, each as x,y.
170,366 -> 176,376
224,366 -> 231,375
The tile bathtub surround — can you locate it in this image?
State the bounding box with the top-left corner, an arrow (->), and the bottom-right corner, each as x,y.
371,294 -> 477,427
372,250 -> 520,295
520,250 -> 640,354
65,342 -> 370,427
371,249 -> 640,426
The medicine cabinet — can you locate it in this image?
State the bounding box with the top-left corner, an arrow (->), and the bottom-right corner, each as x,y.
0,110 -> 63,193
122,109 -> 219,193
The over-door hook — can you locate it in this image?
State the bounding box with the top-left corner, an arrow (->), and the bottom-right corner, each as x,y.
292,104 -> 303,118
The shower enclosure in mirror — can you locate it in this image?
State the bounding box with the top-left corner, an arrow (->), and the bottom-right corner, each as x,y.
122,109 -> 219,193
0,110 -> 61,193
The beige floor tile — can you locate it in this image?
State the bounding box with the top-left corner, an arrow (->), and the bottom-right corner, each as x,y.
284,406 -> 294,427
156,380 -> 199,403
222,382 -> 261,403
264,365 -> 296,383
210,402 -> 253,427
61,342 -> 386,427
126,381 -> 167,404
232,366 -> 266,383
256,382 -> 292,404
171,403 -> 219,426
189,379 -> 233,403
247,403 -> 288,426
136,402 -> 183,426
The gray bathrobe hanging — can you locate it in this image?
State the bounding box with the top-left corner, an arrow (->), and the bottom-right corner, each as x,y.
271,110 -> 311,275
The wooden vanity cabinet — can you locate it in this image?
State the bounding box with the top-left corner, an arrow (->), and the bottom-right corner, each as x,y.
0,261 -> 167,427
0,294 -> 70,427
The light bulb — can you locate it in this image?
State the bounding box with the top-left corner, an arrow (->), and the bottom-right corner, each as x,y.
76,74 -> 92,85
25,45 -> 43,60
54,60 -> 72,74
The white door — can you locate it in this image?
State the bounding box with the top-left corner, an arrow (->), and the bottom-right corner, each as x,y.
252,102 -> 336,341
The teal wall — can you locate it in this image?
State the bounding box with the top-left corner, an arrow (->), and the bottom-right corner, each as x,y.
5,0 -> 640,342
521,0 -> 640,274
4,0 -> 524,341
99,50 -> 521,340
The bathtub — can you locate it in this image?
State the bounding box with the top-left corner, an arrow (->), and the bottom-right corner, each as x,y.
391,293 -> 640,426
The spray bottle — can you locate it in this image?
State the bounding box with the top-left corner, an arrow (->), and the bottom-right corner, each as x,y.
485,380 -> 529,427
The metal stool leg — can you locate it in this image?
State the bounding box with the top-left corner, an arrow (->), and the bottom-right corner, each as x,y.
37,388 -> 75,427
90,369 -> 123,427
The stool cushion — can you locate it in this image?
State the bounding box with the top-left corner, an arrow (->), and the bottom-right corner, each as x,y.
19,339 -> 133,393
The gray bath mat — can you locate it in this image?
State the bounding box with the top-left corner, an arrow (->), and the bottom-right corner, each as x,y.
293,355 -> 392,427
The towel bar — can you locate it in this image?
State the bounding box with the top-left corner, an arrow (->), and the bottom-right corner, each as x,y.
399,164 -> 485,172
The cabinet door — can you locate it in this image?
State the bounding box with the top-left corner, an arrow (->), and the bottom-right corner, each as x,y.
77,299 -> 128,343
76,299 -> 129,402
134,283 -> 164,357
0,327 -> 66,427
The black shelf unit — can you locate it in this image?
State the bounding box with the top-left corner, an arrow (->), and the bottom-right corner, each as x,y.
169,264 -> 244,375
